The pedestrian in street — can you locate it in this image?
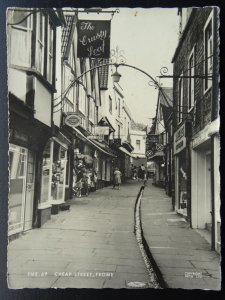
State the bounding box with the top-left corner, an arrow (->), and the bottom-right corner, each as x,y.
137,166 -> 142,181
82,168 -> 89,196
74,168 -> 83,198
113,167 -> 122,190
134,166 -> 138,179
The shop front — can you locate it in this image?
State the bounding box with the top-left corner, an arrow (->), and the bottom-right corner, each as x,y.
9,111 -> 51,237
174,122 -> 191,219
38,136 -> 69,224
191,119 -> 220,252
72,127 -> 116,191
147,151 -> 165,187
9,144 -> 35,236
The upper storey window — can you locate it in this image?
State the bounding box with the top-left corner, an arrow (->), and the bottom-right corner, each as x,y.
9,10 -> 32,67
204,11 -> 213,92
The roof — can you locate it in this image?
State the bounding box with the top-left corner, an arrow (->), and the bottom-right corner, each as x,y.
61,15 -> 76,58
159,87 -> 173,124
131,120 -> 146,131
159,87 -> 173,108
98,116 -> 115,132
98,59 -> 109,89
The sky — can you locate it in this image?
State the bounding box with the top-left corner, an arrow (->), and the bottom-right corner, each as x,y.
110,8 -> 179,126
77,7 -> 179,126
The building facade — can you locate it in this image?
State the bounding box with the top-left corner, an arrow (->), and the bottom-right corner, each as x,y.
172,7 -> 220,252
8,8 -> 65,236
130,129 -> 147,168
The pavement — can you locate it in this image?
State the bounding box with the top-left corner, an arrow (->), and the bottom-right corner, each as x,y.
7,180 -> 221,290
8,181 -> 151,289
141,180 -> 221,290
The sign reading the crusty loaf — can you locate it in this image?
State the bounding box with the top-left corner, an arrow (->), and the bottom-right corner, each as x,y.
77,20 -> 111,58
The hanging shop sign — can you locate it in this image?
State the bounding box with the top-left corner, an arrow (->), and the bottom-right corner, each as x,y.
146,149 -> 154,159
174,123 -> 186,154
64,113 -> 81,128
147,134 -> 159,143
95,126 -> 109,136
156,143 -> 164,151
88,126 -> 110,141
77,20 -> 111,58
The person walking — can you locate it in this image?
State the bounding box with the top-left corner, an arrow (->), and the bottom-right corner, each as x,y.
82,168 -> 90,196
74,168 -> 83,198
113,167 -> 122,190
137,166 -> 142,181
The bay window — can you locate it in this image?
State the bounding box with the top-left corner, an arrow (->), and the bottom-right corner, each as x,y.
35,13 -> 54,84
47,23 -> 54,83
9,10 -> 32,67
36,13 -> 45,74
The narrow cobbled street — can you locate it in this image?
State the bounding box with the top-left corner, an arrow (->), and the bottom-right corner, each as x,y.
8,181 -> 152,289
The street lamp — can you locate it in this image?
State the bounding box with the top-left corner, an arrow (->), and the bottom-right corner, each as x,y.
111,68 -> 122,83
53,47 -> 164,113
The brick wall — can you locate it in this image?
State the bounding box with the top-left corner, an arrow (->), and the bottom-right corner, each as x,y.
173,7 -> 219,135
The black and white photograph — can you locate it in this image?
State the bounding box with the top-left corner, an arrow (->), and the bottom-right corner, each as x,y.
5,5 -> 221,290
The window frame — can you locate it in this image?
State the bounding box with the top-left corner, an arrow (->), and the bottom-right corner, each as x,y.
47,20 -> 54,84
203,10 -> 214,94
9,10 -> 33,68
136,139 -> 141,151
36,12 -> 45,75
188,46 -> 195,112
109,96 -> 112,114
178,74 -> 184,124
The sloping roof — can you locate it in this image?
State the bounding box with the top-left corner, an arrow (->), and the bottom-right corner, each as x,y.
159,87 -> 173,124
159,87 -> 173,108
131,120 -> 147,131
61,15 -> 75,58
98,116 -> 115,132
98,59 -> 109,89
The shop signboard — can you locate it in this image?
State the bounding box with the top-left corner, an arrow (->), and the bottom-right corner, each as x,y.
147,134 -> 159,143
88,126 -> 109,141
95,126 -> 109,136
64,113 -> 81,128
77,20 -> 111,58
174,123 -> 186,154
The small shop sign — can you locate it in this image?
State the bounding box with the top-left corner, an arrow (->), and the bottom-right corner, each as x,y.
64,113 -> 81,128
88,126 -> 109,141
147,134 -> 159,143
174,123 -> 187,154
95,126 -> 109,136
77,20 -> 111,58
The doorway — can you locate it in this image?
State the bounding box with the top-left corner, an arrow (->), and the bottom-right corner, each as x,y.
9,144 -> 35,235
24,150 -> 35,231
205,153 -> 212,228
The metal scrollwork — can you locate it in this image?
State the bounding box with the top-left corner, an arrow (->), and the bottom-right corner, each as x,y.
110,46 -> 126,64
160,67 -> 169,76
148,77 -> 161,89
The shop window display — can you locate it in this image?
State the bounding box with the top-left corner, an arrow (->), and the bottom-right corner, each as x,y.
40,140 -> 51,203
51,143 -> 67,201
9,145 -> 27,232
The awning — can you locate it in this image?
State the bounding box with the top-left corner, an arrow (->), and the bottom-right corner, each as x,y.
118,146 -> 134,157
147,151 -> 164,160
73,127 -> 117,158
